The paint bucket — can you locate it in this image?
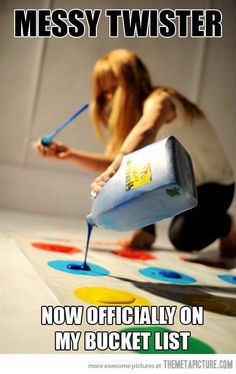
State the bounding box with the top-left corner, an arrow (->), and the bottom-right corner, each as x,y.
87,136 -> 197,231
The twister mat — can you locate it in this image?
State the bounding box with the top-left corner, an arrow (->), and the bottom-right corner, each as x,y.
0,210 -> 236,354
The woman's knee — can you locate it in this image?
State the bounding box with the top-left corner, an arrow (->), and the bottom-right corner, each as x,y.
168,216 -> 203,252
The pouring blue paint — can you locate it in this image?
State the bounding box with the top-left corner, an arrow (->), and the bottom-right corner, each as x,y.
87,136 -> 197,231
67,222 -> 93,271
41,103 -> 89,146
69,136 -> 198,272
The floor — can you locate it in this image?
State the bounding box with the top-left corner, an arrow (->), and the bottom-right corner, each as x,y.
0,209 -> 236,354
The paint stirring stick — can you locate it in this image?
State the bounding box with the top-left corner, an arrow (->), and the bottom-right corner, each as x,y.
41,103 -> 89,146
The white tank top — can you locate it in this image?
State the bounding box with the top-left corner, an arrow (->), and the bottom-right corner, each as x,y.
156,95 -> 234,186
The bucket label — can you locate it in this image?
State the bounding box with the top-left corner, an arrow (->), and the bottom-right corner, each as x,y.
125,159 -> 152,190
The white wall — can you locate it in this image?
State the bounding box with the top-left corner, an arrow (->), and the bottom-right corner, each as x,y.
0,0 -> 235,219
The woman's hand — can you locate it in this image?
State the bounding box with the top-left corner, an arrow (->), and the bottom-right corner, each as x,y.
35,140 -> 70,160
90,152 -> 124,197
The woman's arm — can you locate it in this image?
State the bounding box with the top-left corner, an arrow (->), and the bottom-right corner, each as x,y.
120,91 -> 175,154
36,139 -> 114,172
91,92 -> 175,194
66,147 -> 113,172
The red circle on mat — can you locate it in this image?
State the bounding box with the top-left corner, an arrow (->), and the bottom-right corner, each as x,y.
112,249 -> 156,261
31,242 -> 82,254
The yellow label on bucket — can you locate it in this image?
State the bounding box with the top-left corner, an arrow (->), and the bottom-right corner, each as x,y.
126,160 -> 152,190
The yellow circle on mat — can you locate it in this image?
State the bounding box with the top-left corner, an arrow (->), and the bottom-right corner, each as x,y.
74,287 -> 151,306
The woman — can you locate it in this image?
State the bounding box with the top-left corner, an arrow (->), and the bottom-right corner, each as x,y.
37,49 -> 236,257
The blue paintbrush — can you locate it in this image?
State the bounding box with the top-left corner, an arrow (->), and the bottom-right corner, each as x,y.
41,103 -> 89,146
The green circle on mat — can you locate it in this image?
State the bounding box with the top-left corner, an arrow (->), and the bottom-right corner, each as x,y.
119,327 -> 215,354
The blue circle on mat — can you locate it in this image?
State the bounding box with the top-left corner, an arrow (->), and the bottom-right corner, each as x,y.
139,267 -> 196,284
48,260 -> 109,277
218,274 -> 236,285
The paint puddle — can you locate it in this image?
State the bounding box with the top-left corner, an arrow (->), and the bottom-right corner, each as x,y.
139,267 -> 196,284
218,274 -> 236,285
74,287 -> 151,306
67,262 -> 91,271
31,242 -> 81,254
159,270 -> 181,278
48,260 -> 109,277
112,249 -> 157,261
119,327 -> 216,354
